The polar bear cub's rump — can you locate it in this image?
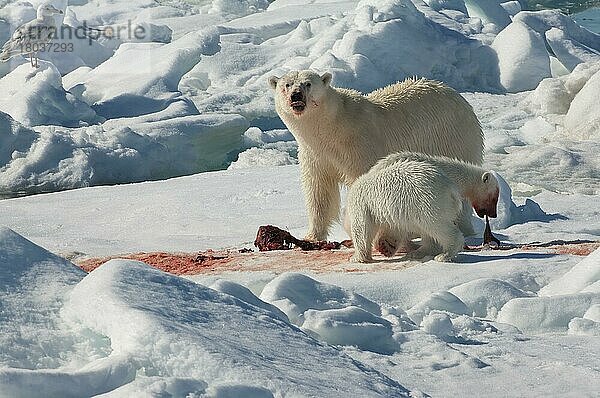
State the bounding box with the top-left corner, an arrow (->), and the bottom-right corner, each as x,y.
348,152 -> 499,263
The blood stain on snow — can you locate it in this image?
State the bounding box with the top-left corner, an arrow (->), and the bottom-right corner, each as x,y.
75,248 -> 418,275
76,241 -> 599,276
521,241 -> 599,256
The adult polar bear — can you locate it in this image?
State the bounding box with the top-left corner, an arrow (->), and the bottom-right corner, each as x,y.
269,70 -> 483,251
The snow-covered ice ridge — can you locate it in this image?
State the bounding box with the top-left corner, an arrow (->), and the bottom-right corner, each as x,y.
1,224 -> 600,397
1,0 -> 599,194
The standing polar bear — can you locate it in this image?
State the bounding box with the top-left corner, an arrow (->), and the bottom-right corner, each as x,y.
269,70 -> 483,251
348,152 -> 499,263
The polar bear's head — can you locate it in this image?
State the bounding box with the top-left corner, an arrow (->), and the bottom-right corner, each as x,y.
268,70 -> 332,117
471,172 -> 500,218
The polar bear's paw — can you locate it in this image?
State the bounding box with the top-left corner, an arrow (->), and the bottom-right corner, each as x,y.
403,247 -> 431,260
434,252 -> 457,262
398,239 -> 419,253
350,253 -> 373,263
304,232 -> 326,242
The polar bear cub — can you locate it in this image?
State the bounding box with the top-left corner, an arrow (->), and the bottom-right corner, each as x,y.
348,152 -> 499,263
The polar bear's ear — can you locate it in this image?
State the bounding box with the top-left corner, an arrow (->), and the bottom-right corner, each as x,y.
268,76 -> 280,90
321,72 -> 332,86
482,172 -> 492,184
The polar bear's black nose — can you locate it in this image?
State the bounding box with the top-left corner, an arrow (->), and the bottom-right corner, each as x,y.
291,91 -> 303,102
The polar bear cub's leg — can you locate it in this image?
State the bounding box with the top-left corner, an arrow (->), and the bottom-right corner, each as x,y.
347,192 -> 376,263
427,191 -> 465,262
430,223 -> 465,262
419,189 -> 465,262
349,209 -> 375,263
374,227 -> 401,257
404,235 -> 438,259
458,200 -> 476,237
346,207 -> 407,259
376,230 -> 420,256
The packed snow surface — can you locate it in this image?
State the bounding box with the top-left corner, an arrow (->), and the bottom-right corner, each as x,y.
1,215 -> 599,396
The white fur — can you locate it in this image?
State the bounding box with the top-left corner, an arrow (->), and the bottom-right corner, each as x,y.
269,70 -> 484,243
347,152 -> 499,263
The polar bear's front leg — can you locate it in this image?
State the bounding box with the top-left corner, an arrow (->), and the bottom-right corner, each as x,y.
299,149 -> 340,241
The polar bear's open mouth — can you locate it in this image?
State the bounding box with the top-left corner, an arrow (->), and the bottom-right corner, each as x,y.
291,101 -> 306,113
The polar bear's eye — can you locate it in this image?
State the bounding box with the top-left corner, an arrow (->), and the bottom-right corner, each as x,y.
285,83 -> 291,88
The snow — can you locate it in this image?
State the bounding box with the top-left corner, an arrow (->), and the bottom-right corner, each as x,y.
448,278 -> 528,318
0,112 -> 248,193
65,28 -> 221,119
545,27 -> 600,72
419,311 -> 455,339
259,272 -> 381,324
61,259 -> 410,397
564,66 -> 600,140
0,111 -> 37,167
497,293 -> 600,333
584,304 -> 600,322
491,21 -> 551,92
568,316 -> 600,336
486,172 -> 559,230
1,170 -> 600,396
525,77 -> 572,115
539,248 -> 600,296
569,300 -> 600,336
0,4 -> 114,77
0,227 -> 86,370
474,93 -> 600,196
520,61 -> 600,156
407,291 -> 470,325
302,306 -> 397,354
1,158 -> 599,255
0,227 -> 135,398
0,63 -> 99,127
500,1 -> 521,16
228,147 -> 297,170
514,9 -> 600,52
464,0 -> 512,31
209,278 -> 290,322
38,11 -> 116,75
182,0 -> 504,126
424,0 -> 467,14
1,0 -> 600,396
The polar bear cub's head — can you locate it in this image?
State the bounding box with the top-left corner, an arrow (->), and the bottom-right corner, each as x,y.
471,172 -> 500,218
269,70 -> 332,117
